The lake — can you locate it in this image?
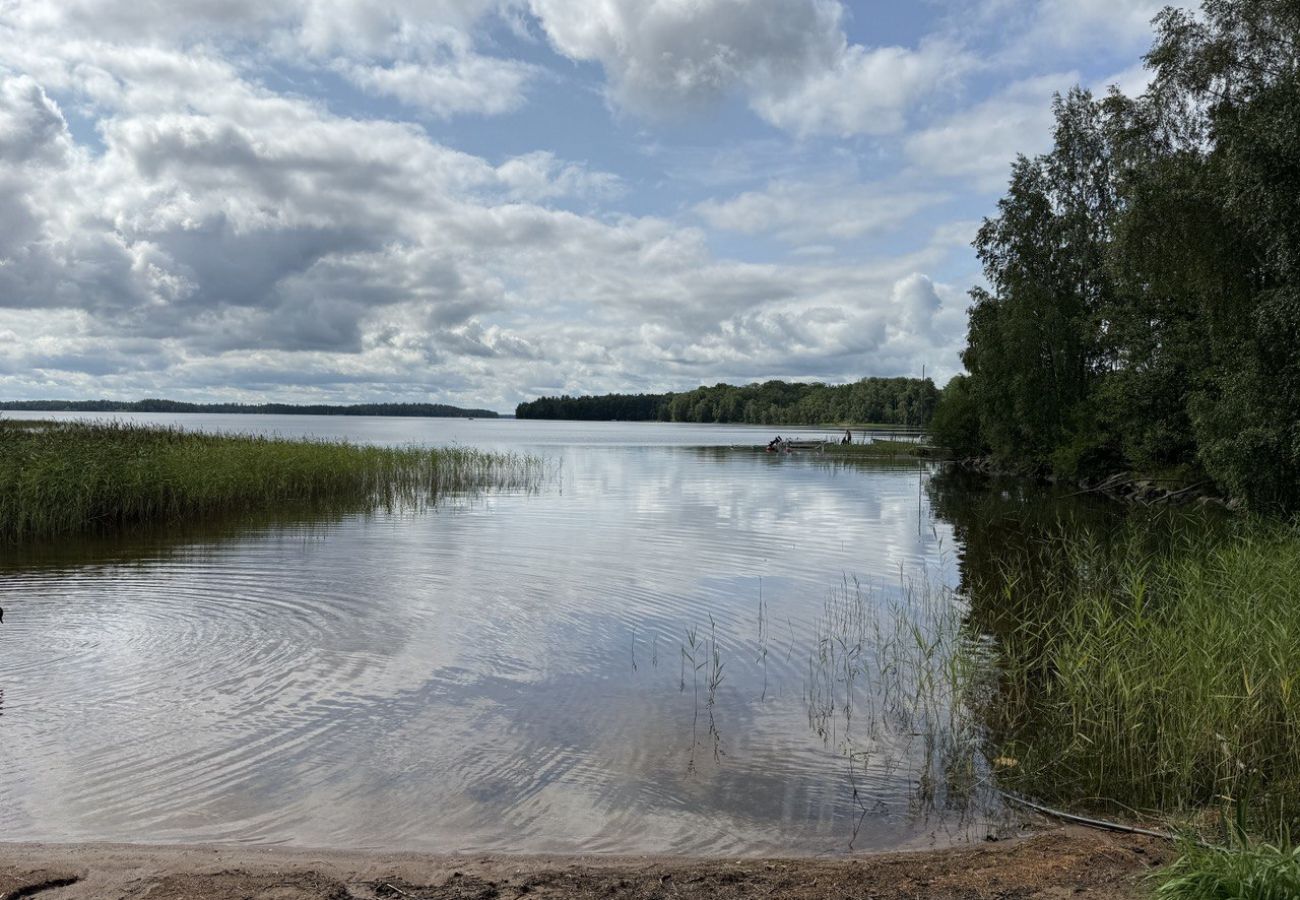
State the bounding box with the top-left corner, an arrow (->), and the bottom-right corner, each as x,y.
0,414 -> 1099,855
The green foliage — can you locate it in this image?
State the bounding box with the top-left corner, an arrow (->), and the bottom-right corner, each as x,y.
1155,841 -> 1300,900
956,0 -> 1300,510
0,399 -> 498,417
963,89 -> 1120,468
929,375 -> 984,456
0,419 -> 533,542
515,377 -> 938,426
515,391 -> 669,421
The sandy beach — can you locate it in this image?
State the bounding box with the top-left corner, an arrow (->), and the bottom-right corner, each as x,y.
0,827 -> 1168,899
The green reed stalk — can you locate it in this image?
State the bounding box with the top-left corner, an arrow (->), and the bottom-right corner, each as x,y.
0,419 -> 539,542
986,522 -> 1300,842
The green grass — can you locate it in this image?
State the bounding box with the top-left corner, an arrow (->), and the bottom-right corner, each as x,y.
0,418 -> 537,542
1154,841 -> 1300,899
982,522 -> 1300,842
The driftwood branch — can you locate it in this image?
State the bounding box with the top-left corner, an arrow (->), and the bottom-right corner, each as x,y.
997,790 -> 1215,849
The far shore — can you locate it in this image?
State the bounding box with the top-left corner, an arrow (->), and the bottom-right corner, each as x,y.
0,826 -> 1167,899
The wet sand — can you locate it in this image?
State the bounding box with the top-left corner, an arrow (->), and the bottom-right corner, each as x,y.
0,827 -> 1168,899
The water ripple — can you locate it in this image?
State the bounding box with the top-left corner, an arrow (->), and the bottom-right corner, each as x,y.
0,439 -> 991,853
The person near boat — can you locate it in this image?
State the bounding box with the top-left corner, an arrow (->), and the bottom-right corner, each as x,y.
841,429 -> 852,445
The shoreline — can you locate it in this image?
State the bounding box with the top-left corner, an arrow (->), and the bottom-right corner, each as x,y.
0,826 -> 1168,899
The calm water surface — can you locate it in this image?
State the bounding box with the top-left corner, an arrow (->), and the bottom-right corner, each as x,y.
1,414 -> 1031,854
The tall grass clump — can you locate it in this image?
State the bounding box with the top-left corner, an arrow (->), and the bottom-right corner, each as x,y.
1155,839 -> 1300,900
0,419 -> 538,542
983,521 -> 1300,841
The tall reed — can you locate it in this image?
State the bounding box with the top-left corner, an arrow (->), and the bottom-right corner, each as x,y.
805,573 -> 997,819
984,522 -> 1300,840
0,419 -> 538,542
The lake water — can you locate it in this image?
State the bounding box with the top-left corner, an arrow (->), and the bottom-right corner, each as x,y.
0,414 -> 1062,855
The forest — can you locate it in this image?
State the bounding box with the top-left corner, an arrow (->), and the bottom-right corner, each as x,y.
930,0 -> 1299,512
0,399 -> 499,418
515,377 -> 937,427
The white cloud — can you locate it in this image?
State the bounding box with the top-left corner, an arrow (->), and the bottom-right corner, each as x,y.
525,0 -> 839,116
695,177 -> 945,243
891,272 -> 942,338
904,72 -> 1079,190
905,59 -> 1160,192
750,40 -> 968,137
1099,62 -> 1155,99
493,151 -> 623,203
1024,0 -> 1166,55
0,56 -> 966,407
0,75 -> 73,164
333,23 -> 538,117
1,0 -> 536,120
524,0 -> 967,137
930,0 -> 1168,69
9,0 -> 1145,405
340,57 -> 534,118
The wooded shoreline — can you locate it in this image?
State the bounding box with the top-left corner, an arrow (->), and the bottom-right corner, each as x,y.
0,400 -> 498,418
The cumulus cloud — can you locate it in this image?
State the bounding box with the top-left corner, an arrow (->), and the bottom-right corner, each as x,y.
8,0 -> 1164,406
0,52 -> 965,407
750,40 -> 967,137
3,0 -> 536,119
524,0 -> 966,137
525,0 -> 840,115
892,273 -> 942,338
334,23 -> 539,118
905,61 -> 1161,191
0,75 -> 73,164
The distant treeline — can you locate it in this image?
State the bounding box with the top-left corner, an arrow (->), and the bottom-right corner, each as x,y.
929,1 -> 1300,512
516,378 -> 937,426
0,399 -> 499,418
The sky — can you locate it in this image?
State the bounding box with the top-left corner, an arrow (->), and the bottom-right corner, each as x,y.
0,0 -> 1177,411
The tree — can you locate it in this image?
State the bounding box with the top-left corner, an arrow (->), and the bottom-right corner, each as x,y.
947,0 -> 1300,509
962,89 -> 1122,473
930,376 -> 983,457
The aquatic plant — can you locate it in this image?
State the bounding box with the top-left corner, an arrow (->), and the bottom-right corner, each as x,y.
805,573 -> 997,820
0,419 -> 539,542
823,439 -> 943,460
983,522 -> 1300,842
802,518 -> 1300,850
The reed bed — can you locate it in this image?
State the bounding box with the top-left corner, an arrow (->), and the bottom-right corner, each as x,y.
804,520 -> 1300,884
0,419 -> 539,542
824,439 -> 944,460
985,523 -> 1300,842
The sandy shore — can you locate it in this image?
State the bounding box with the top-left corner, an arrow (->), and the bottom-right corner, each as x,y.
0,827 -> 1169,899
